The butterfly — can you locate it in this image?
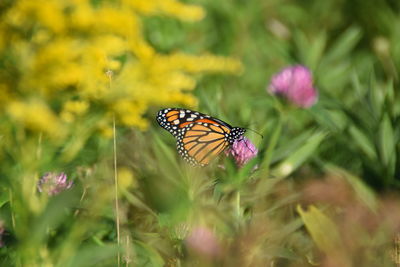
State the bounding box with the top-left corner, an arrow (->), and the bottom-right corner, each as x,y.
156,108 -> 246,166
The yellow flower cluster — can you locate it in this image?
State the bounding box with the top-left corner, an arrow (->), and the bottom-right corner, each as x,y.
0,0 -> 242,138
7,100 -> 65,139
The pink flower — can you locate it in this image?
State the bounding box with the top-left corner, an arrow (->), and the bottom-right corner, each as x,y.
185,226 -> 220,258
37,172 -> 73,196
268,65 -> 318,108
225,137 -> 258,167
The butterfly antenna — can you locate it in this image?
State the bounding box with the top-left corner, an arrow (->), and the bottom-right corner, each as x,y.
245,128 -> 264,139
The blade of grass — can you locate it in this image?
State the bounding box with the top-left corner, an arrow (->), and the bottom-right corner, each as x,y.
348,125 -> 377,160
259,116 -> 282,178
274,131 -> 326,177
109,67 -> 121,267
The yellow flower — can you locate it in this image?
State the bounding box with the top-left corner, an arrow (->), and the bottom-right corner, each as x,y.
60,111 -> 74,123
95,7 -> 137,37
93,35 -> 127,56
31,29 -> 52,45
60,100 -> 90,122
69,2 -> 95,30
7,100 -> 65,139
6,0 -> 66,33
166,53 -> 243,74
96,116 -> 114,138
99,125 -> 113,139
118,167 -> 137,190
126,0 -> 205,21
158,0 -> 205,21
112,99 -> 148,129
34,0 -> 66,33
63,100 -> 89,115
21,39 -> 83,94
0,0 -> 243,132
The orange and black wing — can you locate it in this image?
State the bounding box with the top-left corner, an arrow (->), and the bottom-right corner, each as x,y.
156,108 -> 233,165
177,121 -> 231,166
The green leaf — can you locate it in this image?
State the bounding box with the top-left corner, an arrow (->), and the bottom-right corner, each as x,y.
62,245 -> 119,267
307,32 -> 327,70
60,117 -> 100,162
0,188 -> 9,208
368,74 -> 384,119
324,27 -> 362,62
274,131 -> 326,177
123,190 -> 157,217
379,114 -> 394,167
153,133 -> 182,180
348,125 -> 377,160
259,116 -> 282,177
294,31 -> 327,69
233,157 -> 259,186
318,61 -> 351,91
271,129 -> 314,164
385,80 -> 395,103
311,33 -> 327,69
393,93 -> 400,118
351,72 -> 364,97
31,189 -> 79,246
313,108 -> 347,132
135,240 -> 165,267
297,205 -> 342,255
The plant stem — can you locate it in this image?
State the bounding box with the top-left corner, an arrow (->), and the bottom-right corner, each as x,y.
109,68 -> 121,267
113,117 -> 121,267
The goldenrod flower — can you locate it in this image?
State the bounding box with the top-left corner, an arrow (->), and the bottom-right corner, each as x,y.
118,167 -> 137,190
125,0 -> 205,21
7,100 -> 65,139
63,100 -> 89,115
0,0 -> 242,135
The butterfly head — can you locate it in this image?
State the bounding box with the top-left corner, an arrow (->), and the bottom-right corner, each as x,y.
228,127 -> 246,144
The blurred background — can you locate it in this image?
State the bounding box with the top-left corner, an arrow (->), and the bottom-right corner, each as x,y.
0,0 -> 399,266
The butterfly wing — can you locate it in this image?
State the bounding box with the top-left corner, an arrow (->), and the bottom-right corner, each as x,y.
156,108 -> 234,165
178,121 -> 231,166
156,108 -> 232,132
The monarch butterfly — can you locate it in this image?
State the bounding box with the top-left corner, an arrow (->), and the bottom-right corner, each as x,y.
156,108 -> 246,166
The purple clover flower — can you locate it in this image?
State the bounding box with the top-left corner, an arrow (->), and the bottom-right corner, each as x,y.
268,65 -> 318,108
225,137 -> 258,167
37,172 -> 73,196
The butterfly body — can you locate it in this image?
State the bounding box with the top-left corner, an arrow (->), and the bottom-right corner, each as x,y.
156,108 -> 246,166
